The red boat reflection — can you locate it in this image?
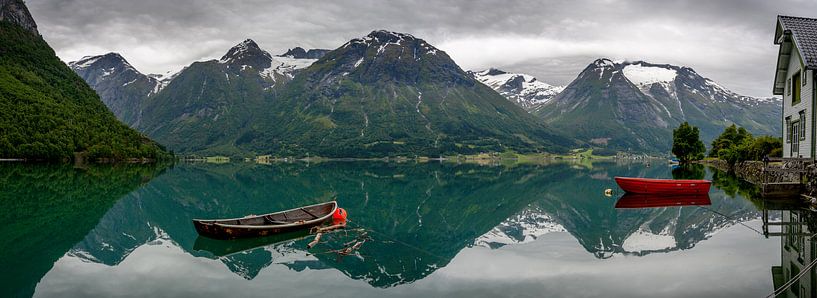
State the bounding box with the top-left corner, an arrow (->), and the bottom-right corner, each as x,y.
615,193 -> 712,209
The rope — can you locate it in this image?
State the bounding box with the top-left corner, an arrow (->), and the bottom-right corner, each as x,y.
697,206 -> 764,235
766,256 -> 817,298
344,219 -> 449,261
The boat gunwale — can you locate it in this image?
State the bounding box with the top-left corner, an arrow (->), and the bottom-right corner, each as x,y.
614,177 -> 711,184
192,201 -> 337,229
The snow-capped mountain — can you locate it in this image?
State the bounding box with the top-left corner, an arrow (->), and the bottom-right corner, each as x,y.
471,68 -> 564,112
535,59 -> 782,153
218,39 -> 317,87
236,29 -> 573,157
69,53 -> 168,126
69,39 -> 321,141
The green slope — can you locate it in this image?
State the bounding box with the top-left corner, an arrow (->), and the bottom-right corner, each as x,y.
242,31 -> 575,157
0,21 -> 168,160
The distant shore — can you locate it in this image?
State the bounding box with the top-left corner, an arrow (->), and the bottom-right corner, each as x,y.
179,150 -> 665,165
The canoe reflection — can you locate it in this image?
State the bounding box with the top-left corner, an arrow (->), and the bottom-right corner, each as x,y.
194,230 -> 310,257
615,193 -> 712,209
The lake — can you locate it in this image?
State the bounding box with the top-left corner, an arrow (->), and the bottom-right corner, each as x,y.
0,160 -> 803,297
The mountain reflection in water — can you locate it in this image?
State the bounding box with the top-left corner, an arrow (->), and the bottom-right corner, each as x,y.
0,161 -> 788,297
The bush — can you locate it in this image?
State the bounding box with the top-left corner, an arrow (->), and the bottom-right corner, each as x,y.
712,125 -> 782,166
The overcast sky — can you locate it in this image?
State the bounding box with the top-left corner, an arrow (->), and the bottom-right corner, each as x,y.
27,0 -> 817,98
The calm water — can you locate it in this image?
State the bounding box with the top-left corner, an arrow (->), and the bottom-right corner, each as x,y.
0,161 -> 803,297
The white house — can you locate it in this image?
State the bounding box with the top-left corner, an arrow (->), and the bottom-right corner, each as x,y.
774,16 -> 817,158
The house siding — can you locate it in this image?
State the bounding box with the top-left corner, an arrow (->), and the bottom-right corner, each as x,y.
782,49 -> 814,158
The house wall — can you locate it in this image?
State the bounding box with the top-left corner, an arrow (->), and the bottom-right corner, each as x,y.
782,49 -> 815,158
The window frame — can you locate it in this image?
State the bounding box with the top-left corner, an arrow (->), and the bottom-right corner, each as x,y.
787,116 -> 792,143
793,71 -> 802,105
800,110 -> 807,141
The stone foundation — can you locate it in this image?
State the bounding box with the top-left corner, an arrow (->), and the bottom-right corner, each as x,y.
700,159 -> 815,197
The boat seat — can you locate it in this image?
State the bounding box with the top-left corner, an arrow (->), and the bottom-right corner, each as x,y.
264,215 -> 290,225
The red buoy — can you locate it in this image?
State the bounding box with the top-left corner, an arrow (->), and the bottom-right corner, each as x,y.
332,207 -> 347,223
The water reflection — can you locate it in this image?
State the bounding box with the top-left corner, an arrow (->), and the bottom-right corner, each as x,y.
763,204 -> 817,297
671,164 -> 705,180
0,161 -> 795,297
63,162 -> 573,287
0,163 -> 168,298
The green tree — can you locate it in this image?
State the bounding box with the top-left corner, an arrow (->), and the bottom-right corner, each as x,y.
712,124 -> 782,167
672,122 -> 705,163
709,124 -> 751,157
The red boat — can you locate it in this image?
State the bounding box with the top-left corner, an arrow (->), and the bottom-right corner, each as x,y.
614,177 -> 710,195
615,193 -> 711,209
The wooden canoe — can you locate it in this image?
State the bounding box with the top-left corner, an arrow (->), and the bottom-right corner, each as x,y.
615,193 -> 711,209
193,201 -> 337,239
614,177 -> 710,195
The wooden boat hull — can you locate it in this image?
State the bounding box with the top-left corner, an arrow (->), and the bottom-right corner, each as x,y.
193,201 -> 337,239
615,177 -> 710,195
615,193 -> 711,209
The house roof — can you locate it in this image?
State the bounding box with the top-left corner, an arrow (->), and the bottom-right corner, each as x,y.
773,15 -> 817,95
776,15 -> 817,68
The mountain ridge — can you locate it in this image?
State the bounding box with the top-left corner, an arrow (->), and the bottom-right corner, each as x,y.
471,68 -> 564,113
72,30 -> 576,157
534,58 -> 781,153
240,30 -> 575,157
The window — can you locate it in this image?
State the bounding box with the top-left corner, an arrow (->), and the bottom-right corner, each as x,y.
800,110 -> 806,141
793,71 -> 802,105
787,116 -> 792,143
789,77 -> 792,96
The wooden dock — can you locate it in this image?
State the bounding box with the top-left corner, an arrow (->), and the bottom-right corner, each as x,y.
761,158 -> 810,198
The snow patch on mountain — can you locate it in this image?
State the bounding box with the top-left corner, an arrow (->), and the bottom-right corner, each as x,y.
147,68 -> 184,95
472,68 -> 564,112
69,56 -> 104,70
259,56 -> 316,82
623,64 -> 678,86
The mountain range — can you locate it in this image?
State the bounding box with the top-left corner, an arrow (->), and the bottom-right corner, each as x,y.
73,47 -> 782,157
0,0 -> 167,161
72,31 -> 575,157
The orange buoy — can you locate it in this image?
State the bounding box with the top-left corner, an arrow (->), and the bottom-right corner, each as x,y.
332,207 -> 348,223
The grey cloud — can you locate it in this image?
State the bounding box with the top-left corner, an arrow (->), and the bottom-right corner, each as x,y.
26,0 -> 817,97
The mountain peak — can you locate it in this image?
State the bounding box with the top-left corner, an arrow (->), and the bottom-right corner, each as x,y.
592,58 -> 615,68
344,30 -> 426,50
279,47 -> 330,59
0,0 -> 38,34
481,68 -> 508,76
281,46 -> 307,58
367,30 -> 416,42
69,52 -> 137,73
220,38 -> 272,66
